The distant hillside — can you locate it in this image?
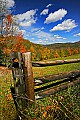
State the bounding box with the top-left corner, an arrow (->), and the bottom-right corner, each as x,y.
44,41 -> 80,50
24,40 -> 80,60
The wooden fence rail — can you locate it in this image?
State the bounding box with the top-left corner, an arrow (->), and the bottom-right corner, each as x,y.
34,70 -> 80,85
32,58 -> 80,66
37,79 -> 80,98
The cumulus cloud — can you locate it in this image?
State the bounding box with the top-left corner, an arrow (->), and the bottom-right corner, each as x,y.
20,19 -> 36,27
74,33 -> 80,36
16,9 -> 37,21
50,19 -> 77,32
40,9 -> 49,15
15,9 -> 37,27
46,4 -> 52,8
44,8 -> 67,24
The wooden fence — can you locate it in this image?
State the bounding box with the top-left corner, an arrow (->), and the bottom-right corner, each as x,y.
10,52 -> 80,119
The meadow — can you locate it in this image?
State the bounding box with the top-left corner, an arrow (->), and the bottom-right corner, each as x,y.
0,54 -> 80,120
33,54 -> 80,78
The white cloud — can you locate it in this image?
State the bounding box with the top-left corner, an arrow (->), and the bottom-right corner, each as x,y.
46,4 -> 52,8
33,30 -> 52,39
40,3 -> 52,16
53,34 -> 66,40
15,9 -> 37,27
31,38 -> 35,40
50,19 -> 77,32
21,29 -> 26,35
44,8 -> 67,24
41,27 -> 45,30
20,19 -> 36,27
26,28 -> 67,44
31,27 -> 45,32
31,28 -> 39,32
37,33 -> 67,44
7,0 -> 15,8
74,33 -> 80,37
40,9 -> 49,15
16,9 -> 37,21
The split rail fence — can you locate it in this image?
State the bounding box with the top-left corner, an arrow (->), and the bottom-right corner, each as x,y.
10,52 -> 80,120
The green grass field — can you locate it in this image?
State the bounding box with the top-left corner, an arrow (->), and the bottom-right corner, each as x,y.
0,54 -> 80,120
33,54 -> 80,78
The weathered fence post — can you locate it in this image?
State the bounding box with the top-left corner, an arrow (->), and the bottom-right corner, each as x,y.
22,52 -> 35,103
10,52 -> 26,108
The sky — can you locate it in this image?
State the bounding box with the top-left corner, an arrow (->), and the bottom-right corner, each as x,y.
4,0 -> 80,44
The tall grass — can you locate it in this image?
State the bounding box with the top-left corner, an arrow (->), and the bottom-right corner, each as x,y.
17,83 -> 80,120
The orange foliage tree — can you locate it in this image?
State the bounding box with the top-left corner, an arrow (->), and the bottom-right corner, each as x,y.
67,47 -> 73,56
12,35 -> 27,53
6,14 -> 13,25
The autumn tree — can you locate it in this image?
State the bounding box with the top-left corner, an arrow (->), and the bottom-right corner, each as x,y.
30,45 -> 36,60
12,34 -> 27,53
36,49 -> 43,60
54,49 -> 60,58
41,47 -> 49,60
67,47 -> 73,56
73,48 -> 79,54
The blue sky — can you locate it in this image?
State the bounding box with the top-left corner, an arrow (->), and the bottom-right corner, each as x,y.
6,0 -> 80,44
